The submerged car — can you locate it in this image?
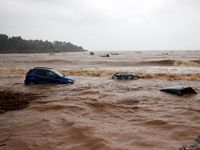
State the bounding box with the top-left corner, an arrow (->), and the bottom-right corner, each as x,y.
112,73 -> 140,80
160,86 -> 197,96
24,67 -> 74,85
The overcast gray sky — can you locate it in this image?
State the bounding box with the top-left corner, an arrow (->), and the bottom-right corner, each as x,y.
0,0 -> 200,51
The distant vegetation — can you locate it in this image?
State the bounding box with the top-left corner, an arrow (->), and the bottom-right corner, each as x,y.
0,34 -> 87,53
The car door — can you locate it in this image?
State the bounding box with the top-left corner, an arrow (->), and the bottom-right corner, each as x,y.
33,70 -> 48,83
45,71 -> 59,83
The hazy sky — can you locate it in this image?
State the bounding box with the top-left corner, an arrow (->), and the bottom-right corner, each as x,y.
0,0 -> 200,51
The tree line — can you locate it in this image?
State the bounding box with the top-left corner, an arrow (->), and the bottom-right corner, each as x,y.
0,34 -> 87,53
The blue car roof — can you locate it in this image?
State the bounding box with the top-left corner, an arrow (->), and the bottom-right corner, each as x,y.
33,67 -> 53,70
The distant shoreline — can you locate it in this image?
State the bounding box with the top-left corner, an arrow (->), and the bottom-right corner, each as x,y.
0,34 -> 87,53
0,50 -> 87,54
0,49 -> 199,54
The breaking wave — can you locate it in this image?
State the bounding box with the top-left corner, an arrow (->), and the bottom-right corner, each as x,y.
1,67 -> 200,80
173,60 -> 200,67
139,59 -> 200,67
16,58 -> 200,67
138,60 -> 174,66
63,69 -> 200,80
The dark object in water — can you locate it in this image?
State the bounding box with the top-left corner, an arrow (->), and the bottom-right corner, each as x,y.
90,52 -> 94,55
179,135 -> 200,150
160,86 -> 197,96
24,67 -> 74,85
100,54 -> 110,57
0,144 -> 6,147
112,73 -> 140,80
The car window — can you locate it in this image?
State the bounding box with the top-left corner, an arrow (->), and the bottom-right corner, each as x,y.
34,70 -> 46,76
50,69 -> 64,77
34,69 -> 58,78
47,71 -> 57,78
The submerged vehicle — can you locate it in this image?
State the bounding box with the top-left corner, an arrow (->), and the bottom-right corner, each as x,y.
24,67 -> 74,85
100,54 -> 110,57
160,86 -> 197,96
112,73 -> 140,80
90,51 -> 94,55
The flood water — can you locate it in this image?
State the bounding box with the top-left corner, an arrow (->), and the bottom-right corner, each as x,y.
0,51 -> 200,150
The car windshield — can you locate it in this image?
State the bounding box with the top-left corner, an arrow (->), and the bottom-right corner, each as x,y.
50,69 -> 64,77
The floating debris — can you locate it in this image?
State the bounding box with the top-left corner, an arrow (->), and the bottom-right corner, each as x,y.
100,54 -> 110,57
160,86 -> 197,96
112,73 -> 140,80
90,52 -> 94,55
179,135 -> 200,150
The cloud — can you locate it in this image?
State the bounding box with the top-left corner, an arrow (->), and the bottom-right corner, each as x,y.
0,0 -> 200,50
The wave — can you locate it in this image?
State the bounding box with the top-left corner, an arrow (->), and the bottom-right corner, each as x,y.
1,67 -> 200,80
19,59 -> 77,65
173,60 -> 200,67
0,68 -> 27,75
62,69 -> 200,80
17,58 -> 200,67
139,59 -> 200,67
138,60 -> 174,66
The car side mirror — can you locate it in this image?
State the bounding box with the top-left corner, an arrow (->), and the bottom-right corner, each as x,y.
62,73 -> 65,77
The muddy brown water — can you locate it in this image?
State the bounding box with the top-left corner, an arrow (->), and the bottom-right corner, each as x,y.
0,51 -> 200,150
